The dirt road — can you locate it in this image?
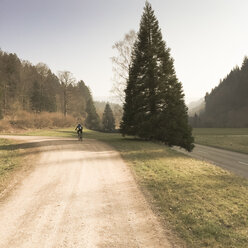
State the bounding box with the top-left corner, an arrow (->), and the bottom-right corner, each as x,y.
0,136 -> 175,248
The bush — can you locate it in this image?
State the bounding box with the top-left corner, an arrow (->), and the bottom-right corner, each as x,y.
0,119 -> 11,132
0,111 -> 77,131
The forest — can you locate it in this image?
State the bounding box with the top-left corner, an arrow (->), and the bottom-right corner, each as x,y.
0,49 -> 117,131
190,57 -> 248,128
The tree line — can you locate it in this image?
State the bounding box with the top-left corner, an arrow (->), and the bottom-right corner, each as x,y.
190,57 -> 248,128
0,50 -> 116,131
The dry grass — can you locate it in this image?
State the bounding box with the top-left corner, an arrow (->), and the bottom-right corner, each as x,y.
83,130 -> 248,248
0,138 -> 20,195
0,137 -> 40,199
0,111 -> 76,132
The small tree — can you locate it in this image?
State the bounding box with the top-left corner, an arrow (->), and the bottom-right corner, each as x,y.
85,98 -> 101,130
111,30 -> 137,103
57,71 -> 75,116
102,103 -> 115,132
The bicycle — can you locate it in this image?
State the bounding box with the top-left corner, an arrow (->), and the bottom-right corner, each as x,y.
78,131 -> 83,141
75,123 -> 83,142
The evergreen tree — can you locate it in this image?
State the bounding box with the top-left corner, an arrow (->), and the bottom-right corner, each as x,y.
0,98 -> 2,119
42,69 -> 58,112
31,80 -> 42,112
200,56 -> 248,127
102,103 -> 115,132
0,86 -> 3,119
85,97 -> 101,130
121,1 -> 194,151
0,52 -> 21,114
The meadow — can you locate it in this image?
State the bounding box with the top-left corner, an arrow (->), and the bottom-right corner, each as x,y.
193,128 -> 248,154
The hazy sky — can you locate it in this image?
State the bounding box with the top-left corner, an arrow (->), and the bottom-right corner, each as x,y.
1,0 -> 248,103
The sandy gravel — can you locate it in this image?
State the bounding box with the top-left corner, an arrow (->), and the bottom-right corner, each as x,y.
0,136 -> 176,248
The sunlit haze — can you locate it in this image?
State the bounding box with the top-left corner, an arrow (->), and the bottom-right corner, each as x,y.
1,0 -> 248,103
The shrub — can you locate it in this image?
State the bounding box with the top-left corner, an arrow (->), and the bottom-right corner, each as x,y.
0,111 -> 77,131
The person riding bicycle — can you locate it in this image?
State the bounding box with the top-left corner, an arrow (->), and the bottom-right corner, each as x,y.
75,123 -> 83,136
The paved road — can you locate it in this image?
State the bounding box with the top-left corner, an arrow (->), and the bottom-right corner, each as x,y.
0,136 -> 175,248
174,144 -> 248,179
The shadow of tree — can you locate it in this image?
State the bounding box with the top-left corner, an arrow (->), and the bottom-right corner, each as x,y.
0,138 -> 114,158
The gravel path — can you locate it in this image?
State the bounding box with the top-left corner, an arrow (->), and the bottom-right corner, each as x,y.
0,136 -> 175,248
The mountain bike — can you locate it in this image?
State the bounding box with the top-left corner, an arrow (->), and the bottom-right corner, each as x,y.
78,131 -> 83,141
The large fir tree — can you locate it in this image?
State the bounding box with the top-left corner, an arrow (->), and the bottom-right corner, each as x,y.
102,103 -> 115,132
121,1 -> 194,151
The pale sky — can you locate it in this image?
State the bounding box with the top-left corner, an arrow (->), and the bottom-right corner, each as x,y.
1,0 -> 248,103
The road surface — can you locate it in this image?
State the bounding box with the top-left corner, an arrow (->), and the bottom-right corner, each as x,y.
0,136 -> 177,248
174,144 -> 248,179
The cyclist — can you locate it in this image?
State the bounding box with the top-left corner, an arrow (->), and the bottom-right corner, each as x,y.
75,123 -> 83,140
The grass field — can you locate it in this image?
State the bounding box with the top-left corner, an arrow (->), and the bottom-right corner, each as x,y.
193,128 -> 248,154
17,128 -> 248,248
0,138 -> 20,194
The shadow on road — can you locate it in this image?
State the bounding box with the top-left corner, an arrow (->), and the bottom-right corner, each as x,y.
0,138 -> 114,158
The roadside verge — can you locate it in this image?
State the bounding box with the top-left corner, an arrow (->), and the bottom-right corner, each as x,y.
0,137 -> 40,200
83,129 -> 248,248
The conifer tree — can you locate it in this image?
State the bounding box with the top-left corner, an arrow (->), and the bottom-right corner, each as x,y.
31,80 -> 42,112
0,91 -> 3,119
0,101 -> 2,119
200,56 -> 248,127
121,1 -> 194,151
85,98 -> 101,130
102,103 -> 115,132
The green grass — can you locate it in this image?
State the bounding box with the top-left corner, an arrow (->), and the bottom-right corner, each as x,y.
8,128 -> 76,138
0,138 -> 20,193
15,128 -> 248,247
193,128 -> 248,154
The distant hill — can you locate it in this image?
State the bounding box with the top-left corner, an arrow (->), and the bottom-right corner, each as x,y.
196,57 -> 248,127
187,98 -> 205,117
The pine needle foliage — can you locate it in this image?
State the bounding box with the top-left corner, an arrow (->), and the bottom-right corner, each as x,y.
102,103 -> 115,132
121,1 -> 194,151
85,98 -> 101,131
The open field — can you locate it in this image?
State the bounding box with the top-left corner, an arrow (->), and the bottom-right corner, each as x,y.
10,128 -> 248,248
193,128 -> 248,154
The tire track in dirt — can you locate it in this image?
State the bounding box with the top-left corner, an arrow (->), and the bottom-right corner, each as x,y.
0,136 -> 178,248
